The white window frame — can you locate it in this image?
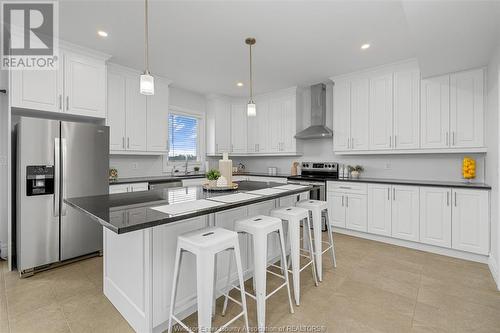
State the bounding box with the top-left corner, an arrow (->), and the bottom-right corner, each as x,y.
163,105 -> 205,173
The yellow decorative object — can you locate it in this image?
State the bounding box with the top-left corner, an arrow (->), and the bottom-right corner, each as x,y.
462,157 -> 476,180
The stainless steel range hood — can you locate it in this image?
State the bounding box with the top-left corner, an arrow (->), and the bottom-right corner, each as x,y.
295,83 -> 333,139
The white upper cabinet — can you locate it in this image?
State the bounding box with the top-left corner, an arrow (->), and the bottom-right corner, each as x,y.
147,79 -> 169,152
391,185 -> 419,242
10,46 -> 108,118
214,99 -> 231,154
125,77 -> 147,151
63,52 -> 106,118
369,73 -> 393,150
11,68 -> 62,113
420,75 -> 450,148
450,69 -> 484,148
107,65 -> 171,154
419,187 -> 452,248
350,79 -> 370,150
451,189 -> 489,255
107,72 -> 127,151
207,87 -> 300,156
230,103 -> 247,153
280,96 -> 297,152
393,70 -> 420,149
333,79 -> 351,151
332,61 -> 484,154
332,78 -> 369,151
247,101 -> 268,153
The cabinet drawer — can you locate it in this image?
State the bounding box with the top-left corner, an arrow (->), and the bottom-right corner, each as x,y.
327,181 -> 367,195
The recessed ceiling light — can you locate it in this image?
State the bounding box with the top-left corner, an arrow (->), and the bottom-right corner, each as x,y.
361,43 -> 370,50
236,82 -> 244,87
97,30 -> 108,38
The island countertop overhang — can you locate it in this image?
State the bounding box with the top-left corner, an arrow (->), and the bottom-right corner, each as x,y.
65,181 -> 313,234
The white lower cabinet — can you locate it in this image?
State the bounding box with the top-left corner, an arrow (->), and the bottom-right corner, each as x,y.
109,182 -> 149,194
329,181 -> 489,256
367,184 -> 392,236
328,183 -> 367,232
419,187 -> 452,248
452,189 -> 489,255
345,194 -> 368,232
328,191 -> 346,228
391,186 -> 420,242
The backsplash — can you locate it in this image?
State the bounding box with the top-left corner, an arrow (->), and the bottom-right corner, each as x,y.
228,140 -> 486,183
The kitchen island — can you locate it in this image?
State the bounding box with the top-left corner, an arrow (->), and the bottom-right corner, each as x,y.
65,181 -> 311,333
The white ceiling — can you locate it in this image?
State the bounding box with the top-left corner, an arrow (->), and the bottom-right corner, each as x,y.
59,0 -> 500,96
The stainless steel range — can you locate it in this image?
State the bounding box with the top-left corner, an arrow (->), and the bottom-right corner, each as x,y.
287,162 -> 338,198
287,162 -> 338,231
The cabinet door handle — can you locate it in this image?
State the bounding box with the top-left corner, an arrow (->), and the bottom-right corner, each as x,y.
452,132 -> 455,146
446,132 -> 449,146
454,192 -> 457,207
347,138 -> 350,149
339,186 -> 351,189
341,195 -> 344,207
122,137 -> 125,149
59,95 -> 62,110
351,138 -> 354,148
393,188 -> 396,201
387,187 -> 390,200
394,135 -> 397,148
447,191 -> 450,206
66,96 -> 69,110
345,196 -> 349,208
127,137 -> 130,149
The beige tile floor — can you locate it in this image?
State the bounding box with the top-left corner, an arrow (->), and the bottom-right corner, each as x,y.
1,233 -> 499,333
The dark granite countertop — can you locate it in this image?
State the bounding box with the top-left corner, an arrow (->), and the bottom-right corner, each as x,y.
66,181 -> 312,234
109,172 -> 291,185
325,177 -> 491,190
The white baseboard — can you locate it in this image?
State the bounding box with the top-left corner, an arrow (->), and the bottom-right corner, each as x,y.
488,255 -> 500,291
333,227 -> 489,264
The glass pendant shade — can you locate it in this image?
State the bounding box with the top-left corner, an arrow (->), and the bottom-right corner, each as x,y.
247,101 -> 256,117
140,73 -> 154,95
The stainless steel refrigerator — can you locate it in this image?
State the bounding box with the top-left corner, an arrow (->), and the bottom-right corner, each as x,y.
16,117 -> 109,276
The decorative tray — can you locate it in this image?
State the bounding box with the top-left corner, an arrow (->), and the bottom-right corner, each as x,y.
202,183 -> 239,191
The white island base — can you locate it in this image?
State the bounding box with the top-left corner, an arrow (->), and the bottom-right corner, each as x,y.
103,194 -> 307,332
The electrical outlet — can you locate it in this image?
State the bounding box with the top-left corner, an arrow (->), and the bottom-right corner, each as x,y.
385,162 -> 392,170
132,162 -> 139,170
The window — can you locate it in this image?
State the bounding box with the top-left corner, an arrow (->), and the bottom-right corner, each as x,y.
168,113 -> 199,161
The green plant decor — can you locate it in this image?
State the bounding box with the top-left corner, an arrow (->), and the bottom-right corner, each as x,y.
206,169 -> 221,181
348,165 -> 364,173
193,166 -> 200,172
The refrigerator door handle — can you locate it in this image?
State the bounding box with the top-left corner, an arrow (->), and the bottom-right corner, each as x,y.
54,138 -> 60,217
61,138 -> 68,216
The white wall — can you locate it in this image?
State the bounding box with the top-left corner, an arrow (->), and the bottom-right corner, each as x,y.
109,86 -> 207,178
486,43 -> 500,288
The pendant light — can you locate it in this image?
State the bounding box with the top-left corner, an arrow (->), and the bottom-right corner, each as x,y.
140,0 -> 154,95
246,38 -> 256,117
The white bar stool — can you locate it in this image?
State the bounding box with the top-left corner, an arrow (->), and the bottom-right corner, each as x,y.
222,215 -> 294,332
270,206 -> 318,306
168,227 -> 249,333
296,199 -> 337,281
